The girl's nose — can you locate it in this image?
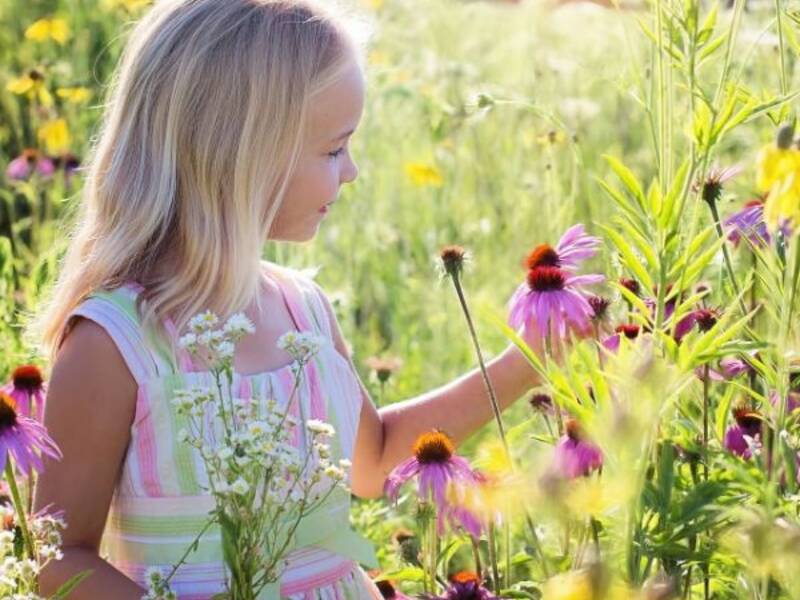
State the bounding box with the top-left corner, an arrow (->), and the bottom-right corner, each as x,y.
341,153 -> 358,184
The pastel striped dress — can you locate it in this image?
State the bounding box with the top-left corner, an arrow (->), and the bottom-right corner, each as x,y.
64,264 -> 382,599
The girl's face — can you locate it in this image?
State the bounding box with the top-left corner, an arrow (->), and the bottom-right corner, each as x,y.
269,56 -> 365,242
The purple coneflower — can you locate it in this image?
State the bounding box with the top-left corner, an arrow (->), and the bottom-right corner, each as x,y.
769,390 -> 800,415
696,356 -> 754,382
0,391 -> 61,475
724,407 -> 762,459
426,571 -> 500,600
508,265 -> 603,343
602,323 -> 640,352
725,199 -> 771,248
384,430 -> 482,536
698,164 -> 743,206
552,420 -> 603,479
3,364 -> 47,420
674,308 -> 719,343
6,149 -> 55,181
588,295 -> 610,321
525,224 -> 600,272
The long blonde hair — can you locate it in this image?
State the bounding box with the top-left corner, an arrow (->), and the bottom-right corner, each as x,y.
29,0 -> 364,363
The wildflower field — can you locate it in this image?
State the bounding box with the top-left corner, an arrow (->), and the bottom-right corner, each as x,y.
2,0 -> 800,597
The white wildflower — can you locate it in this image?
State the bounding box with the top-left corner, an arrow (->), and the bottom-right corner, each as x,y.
306,419 -> 335,438
189,310 -> 219,333
178,332 -> 198,352
277,331 -> 324,362
223,313 -> 256,340
216,341 -> 235,361
230,477 -> 250,495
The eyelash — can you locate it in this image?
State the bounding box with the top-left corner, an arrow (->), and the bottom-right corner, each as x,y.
327,147 -> 345,159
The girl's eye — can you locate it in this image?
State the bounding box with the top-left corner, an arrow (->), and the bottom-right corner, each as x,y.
327,147 -> 345,159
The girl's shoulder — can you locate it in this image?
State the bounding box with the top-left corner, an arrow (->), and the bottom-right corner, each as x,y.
260,260 -> 332,326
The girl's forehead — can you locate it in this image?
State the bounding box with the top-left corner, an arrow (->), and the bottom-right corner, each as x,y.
308,61 -> 365,141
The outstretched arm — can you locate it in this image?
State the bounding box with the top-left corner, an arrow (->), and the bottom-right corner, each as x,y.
316,289 -> 539,499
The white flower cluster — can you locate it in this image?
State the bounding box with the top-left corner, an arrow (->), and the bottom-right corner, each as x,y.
0,504 -> 66,598
178,311 -> 255,368
156,311 -> 350,597
277,331 -> 325,364
141,567 -> 176,600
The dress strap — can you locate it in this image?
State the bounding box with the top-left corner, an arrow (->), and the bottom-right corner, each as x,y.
265,264 -> 333,340
63,284 -> 174,387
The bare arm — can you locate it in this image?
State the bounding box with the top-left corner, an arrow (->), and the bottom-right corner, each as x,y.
34,319 -> 147,599
316,292 -> 539,499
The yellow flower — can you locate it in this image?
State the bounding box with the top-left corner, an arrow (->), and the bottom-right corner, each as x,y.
37,119 -> 71,155
757,143 -> 800,228
6,71 -> 53,107
25,18 -> 70,44
56,87 -> 93,104
100,0 -> 152,11
542,571 -> 593,599
404,162 -> 443,187
542,570 -> 636,600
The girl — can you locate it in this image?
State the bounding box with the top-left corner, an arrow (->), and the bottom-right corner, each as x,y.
30,0 -> 542,597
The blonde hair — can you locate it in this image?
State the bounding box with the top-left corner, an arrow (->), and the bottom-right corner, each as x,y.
29,0 -> 365,363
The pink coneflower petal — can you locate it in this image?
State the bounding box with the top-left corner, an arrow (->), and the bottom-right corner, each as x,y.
384,431 -> 482,537
3,364 -> 47,421
508,265 -> 603,346
555,224 -> 601,270
551,420 -> 603,479
0,392 -> 62,475
602,334 -> 621,352
720,357 -> 752,379
724,408 -> 762,459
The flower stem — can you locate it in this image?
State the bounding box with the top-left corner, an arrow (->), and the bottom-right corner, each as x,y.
707,200 -> 748,315
487,523 -> 500,593
448,272 -> 508,452
4,461 -> 35,561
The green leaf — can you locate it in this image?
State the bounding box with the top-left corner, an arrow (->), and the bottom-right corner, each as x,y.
51,570 -> 94,599
436,539 -> 464,571
604,155 -> 647,212
379,566 -> 426,582
599,224 -> 654,289
715,383 -> 737,443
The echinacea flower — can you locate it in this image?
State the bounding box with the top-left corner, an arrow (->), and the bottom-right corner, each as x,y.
525,224 -> 601,272
725,199 -> 771,248
384,430 -> 482,535
365,356 -> 403,383
697,163 -> 743,206
508,266 -> 603,343
601,323 -> 640,352
696,356 -> 754,382
5,149 -> 55,181
724,407 -> 762,459
674,308 -> 719,343
619,278 -> 640,296
529,392 -> 554,414
425,571 -> 500,600
552,419 -> 603,479
439,245 -> 468,279
2,365 -> 47,420
588,295 -> 610,321
769,390 -> 800,415
0,391 -> 61,475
